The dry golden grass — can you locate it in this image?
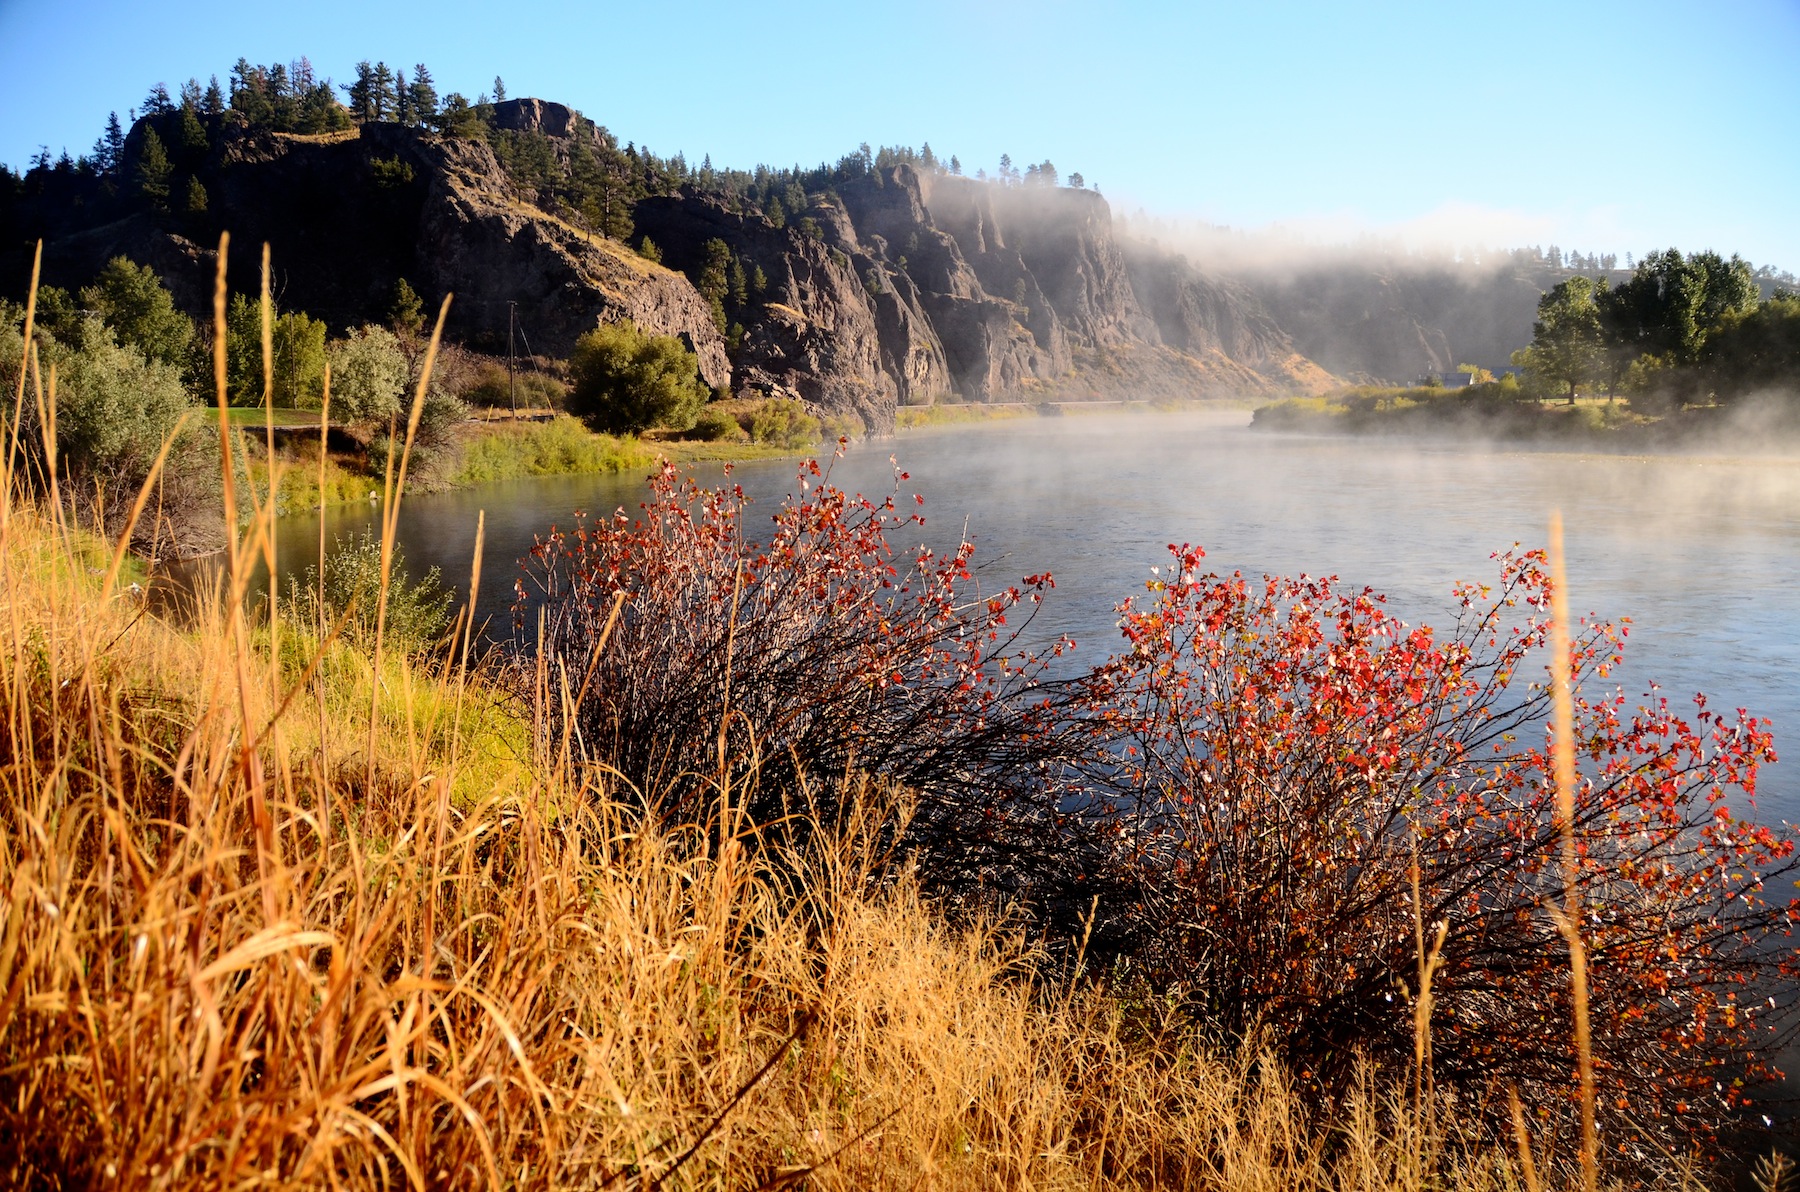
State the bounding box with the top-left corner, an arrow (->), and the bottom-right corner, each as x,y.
0,239 -> 1706,1189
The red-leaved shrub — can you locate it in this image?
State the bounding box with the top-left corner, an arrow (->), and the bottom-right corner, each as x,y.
1081,543 -> 1798,1141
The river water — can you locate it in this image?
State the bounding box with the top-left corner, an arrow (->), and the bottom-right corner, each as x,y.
263,409 -> 1800,826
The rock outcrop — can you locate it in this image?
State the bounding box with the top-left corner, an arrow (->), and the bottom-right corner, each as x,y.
11,98 -> 1353,434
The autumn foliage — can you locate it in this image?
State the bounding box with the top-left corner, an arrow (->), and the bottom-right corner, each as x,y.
1077,544 -> 1798,1141
515,454 -> 1090,892
521,457 -> 1800,1148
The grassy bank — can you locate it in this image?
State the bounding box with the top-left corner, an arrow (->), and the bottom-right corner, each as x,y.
0,485 -> 1613,1190
247,413 -> 809,516
1253,385 -> 1650,439
1249,383 -> 1800,449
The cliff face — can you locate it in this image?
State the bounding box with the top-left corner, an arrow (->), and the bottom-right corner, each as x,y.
13,100 -> 1346,432
1233,263 -> 1549,384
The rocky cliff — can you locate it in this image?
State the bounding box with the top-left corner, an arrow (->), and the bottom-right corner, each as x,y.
8,98 -> 1346,431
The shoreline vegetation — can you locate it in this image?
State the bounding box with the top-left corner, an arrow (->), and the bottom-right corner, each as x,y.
1251,384 -> 1800,450
248,396 -> 1236,522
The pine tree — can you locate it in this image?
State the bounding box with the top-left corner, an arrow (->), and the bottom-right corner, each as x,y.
394,67 -> 411,125
136,128 -> 173,211
202,76 -> 225,116
949,155 -> 961,175
729,257 -> 748,307
90,113 -> 125,175
343,61 -> 376,122
183,175 -> 208,215
142,83 -> 175,117
371,62 -> 398,121
177,103 -> 209,160
764,193 -> 785,229
389,278 -> 425,337
408,65 -> 438,125
492,76 -> 507,102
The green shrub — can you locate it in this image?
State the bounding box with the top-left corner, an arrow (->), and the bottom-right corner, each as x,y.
749,398 -> 820,450
567,320 -> 708,435
285,528 -> 452,654
687,405 -> 743,442
457,359 -> 568,410
327,324 -> 409,426
1,305 -> 218,551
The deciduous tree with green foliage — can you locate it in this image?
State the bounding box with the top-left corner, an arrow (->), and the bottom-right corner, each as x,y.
1515,275 -> 1604,403
224,294 -> 328,408
79,257 -> 193,371
567,320 -> 708,434
1702,294 -> 1800,402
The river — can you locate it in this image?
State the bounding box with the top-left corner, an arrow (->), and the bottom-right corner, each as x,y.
261,409 -> 1800,826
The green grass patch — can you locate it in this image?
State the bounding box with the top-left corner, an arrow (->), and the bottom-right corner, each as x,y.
446,416 -> 661,486
205,406 -> 332,428
896,402 -> 1038,429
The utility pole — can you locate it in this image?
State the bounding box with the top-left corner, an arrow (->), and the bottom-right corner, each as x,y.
507,301 -> 518,420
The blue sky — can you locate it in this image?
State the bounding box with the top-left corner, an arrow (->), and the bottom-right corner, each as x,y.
3,0 -> 1797,269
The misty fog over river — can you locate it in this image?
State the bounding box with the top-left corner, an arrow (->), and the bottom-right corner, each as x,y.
264,410 -> 1800,824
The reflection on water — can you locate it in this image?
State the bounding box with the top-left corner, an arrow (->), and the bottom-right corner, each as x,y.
252,410 -> 1800,823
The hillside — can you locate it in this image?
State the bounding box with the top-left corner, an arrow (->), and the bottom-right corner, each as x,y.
1,97 -> 1335,432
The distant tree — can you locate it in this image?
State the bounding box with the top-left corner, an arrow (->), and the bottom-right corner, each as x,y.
370,62 -> 398,120
389,278 -> 425,337
223,294 -> 329,408
326,324 -> 408,423
432,92 -> 488,138
949,155 -> 962,176
202,75 -> 225,116
142,83 -> 176,118
566,319 -> 708,434
920,142 -> 938,171
90,113 -> 126,176
1688,250 -> 1760,343
182,176 -> 208,216
343,61 -> 379,121
1517,275 -> 1605,403
1068,171 -> 1085,188
697,238 -> 733,327
176,102 -> 209,161
637,235 -> 662,263
1036,160 -> 1057,186
764,193 -> 786,229
1600,248 -> 1760,387
408,64 -> 439,125
134,128 -> 172,211
729,257 -> 748,308
492,76 -> 507,102
797,216 -> 822,241
1702,294 -> 1800,403
79,257 -> 193,369
394,66 -> 411,125
750,264 -> 768,297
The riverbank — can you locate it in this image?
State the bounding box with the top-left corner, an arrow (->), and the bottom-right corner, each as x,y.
2,489 -> 1620,1191
243,411 -> 812,517
1252,385 -> 1800,450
